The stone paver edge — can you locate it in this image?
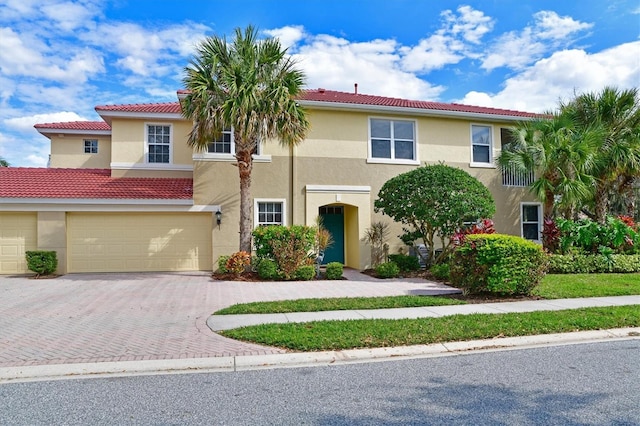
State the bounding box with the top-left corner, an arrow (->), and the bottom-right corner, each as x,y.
1,327 -> 638,384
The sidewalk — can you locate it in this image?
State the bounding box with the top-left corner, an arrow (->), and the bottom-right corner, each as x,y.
207,295 -> 640,331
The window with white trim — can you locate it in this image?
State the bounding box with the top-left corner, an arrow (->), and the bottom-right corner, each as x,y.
147,125 -> 171,163
255,200 -> 286,226
84,139 -> 98,154
370,118 -> 416,161
521,204 -> 542,241
471,124 -> 492,165
208,129 -> 233,154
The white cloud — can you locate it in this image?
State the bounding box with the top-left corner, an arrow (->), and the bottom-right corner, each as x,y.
460,41 -> 640,112
400,34 -> 465,73
442,5 -> 494,44
263,25 -> 306,50
4,111 -> 88,131
40,1 -> 101,32
481,11 -> 593,71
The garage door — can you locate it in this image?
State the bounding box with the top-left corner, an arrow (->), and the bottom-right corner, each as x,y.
68,212 -> 212,273
0,212 -> 37,274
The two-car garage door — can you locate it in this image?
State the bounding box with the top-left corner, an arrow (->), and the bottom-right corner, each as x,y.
67,212 -> 212,273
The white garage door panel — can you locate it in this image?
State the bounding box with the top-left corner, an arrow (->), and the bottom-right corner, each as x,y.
0,213 -> 37,274
68,213 -> 212,273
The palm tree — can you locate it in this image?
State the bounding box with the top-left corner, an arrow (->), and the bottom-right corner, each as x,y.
497,112 -> 598,221
181,26 -> 309,253
562,87 -> 640,223
0,157 -> 9,167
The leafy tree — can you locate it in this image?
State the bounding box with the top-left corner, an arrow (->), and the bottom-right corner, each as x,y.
562,87 -> 640,222
374,164 -> 495,265
181,26 -> 309,252
0,157 -> 9,167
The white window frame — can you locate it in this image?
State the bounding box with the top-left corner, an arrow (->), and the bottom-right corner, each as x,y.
193,129 -> 271,163
254,198 -> 287,227
521,202 -> 542,243
470,124 -> 495,168
145,123 -> 173,164
84,139 -> 98,154
367,117 -> 419,165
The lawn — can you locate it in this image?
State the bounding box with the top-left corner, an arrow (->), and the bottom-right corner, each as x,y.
214,273 -> 640,315
220,305 -> 640,351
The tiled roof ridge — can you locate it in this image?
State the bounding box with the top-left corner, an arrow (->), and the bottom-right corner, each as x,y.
95,101 -> 180,110
34,121 -> 111,130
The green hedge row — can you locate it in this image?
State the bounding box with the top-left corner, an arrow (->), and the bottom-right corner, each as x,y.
548,254 -> 640,273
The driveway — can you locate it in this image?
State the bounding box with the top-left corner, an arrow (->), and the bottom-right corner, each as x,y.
0,271 -> 453,367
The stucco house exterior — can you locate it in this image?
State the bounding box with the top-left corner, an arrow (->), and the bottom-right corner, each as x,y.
0,88 -> 541,275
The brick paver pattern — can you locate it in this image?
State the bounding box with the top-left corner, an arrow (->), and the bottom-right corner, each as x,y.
0,272 -> 449,367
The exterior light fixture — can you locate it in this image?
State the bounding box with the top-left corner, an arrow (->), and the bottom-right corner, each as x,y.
216,210 -> 222,228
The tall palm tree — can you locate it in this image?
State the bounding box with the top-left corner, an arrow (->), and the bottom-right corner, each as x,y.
497,112 -> 598,221
562,87 -> 640,223
0,157 -> 9,167
181,26 -> 309,253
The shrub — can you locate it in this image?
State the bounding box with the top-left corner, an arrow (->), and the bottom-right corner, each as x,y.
375,261 -> 400,279
226,251 -> 251,275
548,254 -> 640,273
430,263 -> 450,281
388,254 -> 420,272
257,259 -> 279,280
295,265 -> 316,281
325,262 -> 344,280
217,255 -> 230,273
25,251 -> 58,276
253,225 -> 316,280
450,234 -> 548,296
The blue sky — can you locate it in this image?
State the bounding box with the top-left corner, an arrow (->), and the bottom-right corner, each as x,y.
1,0 -> 638,167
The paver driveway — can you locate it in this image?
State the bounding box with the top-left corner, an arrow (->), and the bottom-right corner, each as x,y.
0,272 -> 452,367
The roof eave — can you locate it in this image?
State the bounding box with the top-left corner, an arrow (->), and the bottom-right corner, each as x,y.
298,100 -> 536,122
96,109 -> 185,124
35,128 -> 112,137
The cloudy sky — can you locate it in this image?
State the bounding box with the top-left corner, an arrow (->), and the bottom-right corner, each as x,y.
1,0 -> 638,167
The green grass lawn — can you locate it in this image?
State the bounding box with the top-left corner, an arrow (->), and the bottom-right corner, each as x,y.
220,305 -> 640,351
215,273 -> 640,315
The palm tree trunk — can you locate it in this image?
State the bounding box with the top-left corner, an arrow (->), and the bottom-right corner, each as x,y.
237,149 -> 253,253
543,189 -> 555,219
618,176 -> 636,218
594,184 -> 608,224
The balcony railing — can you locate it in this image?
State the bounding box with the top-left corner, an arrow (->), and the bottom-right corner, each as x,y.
502,166 -> 535,187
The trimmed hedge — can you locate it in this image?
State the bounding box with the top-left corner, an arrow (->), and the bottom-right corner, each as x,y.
295,265 -> 316,281
325,262 -> 344,280
257,259 -> 279,280
25,251 -> 58,276
450,234 -> 548,296
388,254 -> 420,272
375,261 -> 400,278
549,254 -> 640,273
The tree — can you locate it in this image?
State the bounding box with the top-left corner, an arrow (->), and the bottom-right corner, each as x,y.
181,26 -> 309,252
374,164 -> 495,265
562,87 -> 640,222
0,157 -> 9,167
497,113 -> 598,221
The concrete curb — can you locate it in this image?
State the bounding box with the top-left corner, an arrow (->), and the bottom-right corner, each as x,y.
1,327 -> 638,384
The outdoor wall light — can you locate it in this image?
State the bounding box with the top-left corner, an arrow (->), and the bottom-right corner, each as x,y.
216,210 -> 222,228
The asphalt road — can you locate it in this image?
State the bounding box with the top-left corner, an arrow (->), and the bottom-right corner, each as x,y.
2,340 -> 639,425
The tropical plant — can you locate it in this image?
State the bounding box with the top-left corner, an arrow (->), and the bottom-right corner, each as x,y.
561,87 -> 640,223
363,221 -> 390,267
181,26 -> 309,253
374,164 -> 495,265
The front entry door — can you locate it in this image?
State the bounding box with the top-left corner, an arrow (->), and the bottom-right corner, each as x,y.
320,206 -> 344,264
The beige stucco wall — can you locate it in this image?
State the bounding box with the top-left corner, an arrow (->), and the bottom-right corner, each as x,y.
49,136 -> 111,169
37,211 -> 67,274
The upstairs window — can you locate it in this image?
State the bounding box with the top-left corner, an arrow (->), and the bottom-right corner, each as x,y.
208,129 -> 233,154
471,124 -> 492,165
147,125 -> 171,163
370,118 -> 416,161
501,128 -> 534,187
84,139 -> 98,154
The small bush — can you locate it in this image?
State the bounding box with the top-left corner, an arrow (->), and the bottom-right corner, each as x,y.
25,251 -> 58,276
430,263 -> 450,281
257,259 -> 279,280
375,261 -> 400,279
253,225 -> 316,280
325,262 -> 344,280
217,255 -> 230,273
388,254 -> 420,272
226,251 -> 251,275
295,265 -> 316,281
549,254 -> 640,273
450,234 -> 548,296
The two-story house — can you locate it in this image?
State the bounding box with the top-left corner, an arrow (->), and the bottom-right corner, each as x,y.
0,89 -> 540,275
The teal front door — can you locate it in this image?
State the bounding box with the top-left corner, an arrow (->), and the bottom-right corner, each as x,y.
320,206 -> 344,264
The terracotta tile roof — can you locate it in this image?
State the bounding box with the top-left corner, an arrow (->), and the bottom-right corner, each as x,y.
299,89 -> 539,118
34,121 -> 111,131
0,168 -> 193,200
95,102 -> 182,114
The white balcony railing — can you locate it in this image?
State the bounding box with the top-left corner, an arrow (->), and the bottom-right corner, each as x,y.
502,166 -> 535,187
